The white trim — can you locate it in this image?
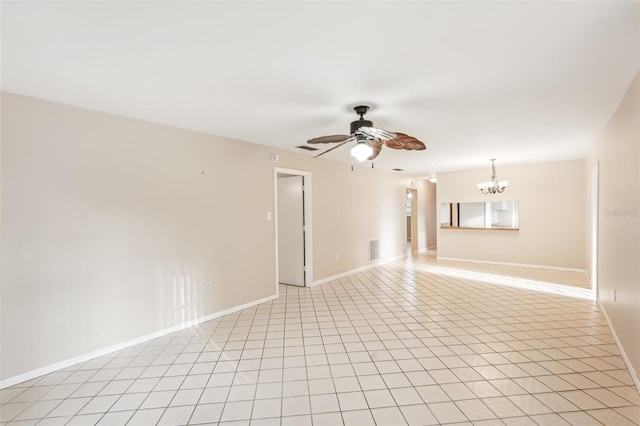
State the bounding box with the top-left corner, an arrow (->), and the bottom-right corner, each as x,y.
436,256 -> 586,273
274,167 -> 313,288
310,254 -> 407,287
598,301 -> 640,392
591,162 -> 599,296
427,245 -> 437,250
0,294 -> 277,390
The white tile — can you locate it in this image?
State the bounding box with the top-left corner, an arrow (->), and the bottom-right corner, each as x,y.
282,395 -> 311,416
157,405 -> 195,425
428,401 -> 468,424
381,373 -> 412,389
558,390 -> 606,410
342,409 -> 376,426
534,392 -> 579,412
559,411 -> 602,426
501,416 -> 538,426
371,406 -> 408,426
337,391 -> 368,411
47,397 -> 91,417
405,371 -> 435,387
358,375 -> 387,391
127,408 -> 164,425
282,380 -> 309,397
530,413 -> 572,426
400,404 -> 439,425
390,387 -> 424,406
226,384 -> 256,402
77,395 -> 119,414
308,378 -> 335,395
441,383 -> 476,400
13,399 -> 60,420
281,414 -> 312,426
140,390 -> 176,409
255,382 -> 282,400
199,386 -> 229,404
2,255 -> 639,426
584,387 -> 634,407
36,416 -> 73,426
333,377 -> 361,392
95,410 -> 135,425
481,396 -> 525,417
10,386 -> 55,403
189,404 -> 224,424
364,389 -> 396,408
170,388 -> 203,406
66,413 -> 104,425
221,400 -> 253,422
312,411 -> 344,426
251,398 -> 281,419
415,385 -> 450,403
310,393 -> 340,413
455,398 -> 496,421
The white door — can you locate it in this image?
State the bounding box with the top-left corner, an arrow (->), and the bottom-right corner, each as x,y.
277,175 -> 305,286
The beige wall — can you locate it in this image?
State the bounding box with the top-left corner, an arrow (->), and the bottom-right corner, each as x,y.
425,180 -> 437,249
437,160 -> 585,269
0,93 -> 413,381
586,71 -> 640,380
272,152 -> 411,280
408,180 -> 427,252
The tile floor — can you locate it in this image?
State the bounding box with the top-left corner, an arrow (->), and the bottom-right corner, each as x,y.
1,253 -> 638,425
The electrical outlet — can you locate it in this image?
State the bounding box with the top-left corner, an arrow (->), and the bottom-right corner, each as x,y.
267,212 -> 272,220
205,283 -> 212,292
335,254 -> 339,261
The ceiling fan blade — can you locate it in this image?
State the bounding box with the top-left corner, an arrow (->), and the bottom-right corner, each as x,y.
313,138 -> 354,158
358,126 -> 396,141
367,140 -> 383,161
384,133 -> 426,150
307,134 -> 351,144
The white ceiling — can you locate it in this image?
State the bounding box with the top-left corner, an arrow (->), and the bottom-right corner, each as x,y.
2,1 -> 639,176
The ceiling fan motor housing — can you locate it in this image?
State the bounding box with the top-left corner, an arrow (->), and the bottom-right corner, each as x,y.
350,119 -> 373,134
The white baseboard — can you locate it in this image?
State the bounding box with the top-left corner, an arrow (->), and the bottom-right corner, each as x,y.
427,245 -> 437,250
0,294 -> 278,390
310,254 -> 407,287
436,256 -> 586,273
598,301 -> 640,392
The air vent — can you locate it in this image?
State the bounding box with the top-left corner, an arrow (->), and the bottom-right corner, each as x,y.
369,238 -> 380,262
296,145 -> 319,151
391,168 -> 404,172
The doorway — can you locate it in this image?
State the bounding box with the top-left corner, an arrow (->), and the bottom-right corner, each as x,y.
274,168 -> 313,289
406,189 -> 418,253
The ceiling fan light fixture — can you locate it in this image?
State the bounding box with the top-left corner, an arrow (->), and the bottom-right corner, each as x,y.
306,104 -> 426,161
351,141 -> 373,162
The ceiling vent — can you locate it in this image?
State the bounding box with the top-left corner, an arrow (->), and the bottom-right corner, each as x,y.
369,238 -> 380,262
296,145 -> 319,151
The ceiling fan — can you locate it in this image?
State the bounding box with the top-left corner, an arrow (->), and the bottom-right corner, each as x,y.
307,105 -> 426,161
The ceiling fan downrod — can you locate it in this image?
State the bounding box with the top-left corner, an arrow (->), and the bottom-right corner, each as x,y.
351,105 -> 373,134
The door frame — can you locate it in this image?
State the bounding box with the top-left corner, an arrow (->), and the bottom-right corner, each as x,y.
274,167 -> 313,294
591,162 -> 599,297
407,188 -> 418,252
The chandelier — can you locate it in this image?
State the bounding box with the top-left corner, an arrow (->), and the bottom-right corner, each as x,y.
477,159 -> 509,194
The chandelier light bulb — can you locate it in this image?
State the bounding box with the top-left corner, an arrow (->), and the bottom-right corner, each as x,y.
351,142 -> 373,162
